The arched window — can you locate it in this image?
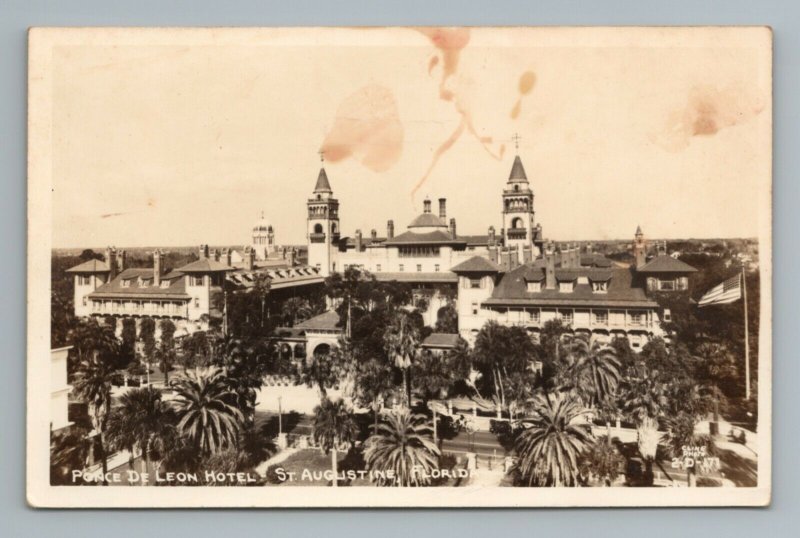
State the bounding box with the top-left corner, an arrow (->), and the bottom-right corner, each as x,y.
514,184 -> 519,192
314,223 -> 323,234
512,217 -> 524,229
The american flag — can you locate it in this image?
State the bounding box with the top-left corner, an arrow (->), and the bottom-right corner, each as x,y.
698,274 -> 742,307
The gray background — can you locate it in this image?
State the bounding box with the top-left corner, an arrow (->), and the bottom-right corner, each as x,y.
1,0 -> 796,536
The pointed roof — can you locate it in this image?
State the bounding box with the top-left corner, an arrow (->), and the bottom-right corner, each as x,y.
636,225 -> 643,235
637,254 -> 697,274
450,256 -> 504,273
66,259 -> 110,273
314,167 -> 332,193
176,258 -> 233,273
508,155 -> 528,182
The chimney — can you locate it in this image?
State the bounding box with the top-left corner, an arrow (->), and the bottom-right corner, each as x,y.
586,242 -> 593,254
355,229 -> 363,252
371,229 -> 377,241
387,220 -> 394,240
572,243 -> 579,268
488,226 -> 496,246
438,198 -> 447,219
245,246 -> 255,271
153,249 -> 163,286
449,218 -> 457,239
423,198 -> 432,214
199,244 -> 209,259
545,243 -> 556,289
223,248 -> 232,267
106,247 -> 117,280
213,248 -> 220,262
117,249 -> 126,272
288,247 -> 296,266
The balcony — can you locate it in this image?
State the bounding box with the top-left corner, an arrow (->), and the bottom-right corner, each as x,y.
309,233 -> 326,243
506,228 -> 527,240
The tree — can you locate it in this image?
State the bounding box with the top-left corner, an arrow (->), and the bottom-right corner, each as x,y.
212,337 -> 272,423
473,321 -> 536,413
298,345 -> 342,398
50,427 -> 93,485
138,317 -> 157,369
281,296 -> 314,326
72,350 -> 117,485
106,386 -> 175,480
157,319 -> 177,385
580,436 -> 625,487
364,409 -> 441,487
352,357 -> 396,433
180,330 -> 213,369
434,304 -> 458,333
621,360 -> 667,486
563,338 -> 621,416
312,397 -> 359,487
68,318 -> 119,375
384,310 -> 420,406
663,412 -> 715,487
119,317 -> 137,368
170,366 -> 244,457
411,349 -> 453,404
514,392 -> 593,487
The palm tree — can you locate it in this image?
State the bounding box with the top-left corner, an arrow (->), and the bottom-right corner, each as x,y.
106,386 -> 174,480
515,392 -> 593,487
621,363 -> 667,486
384,310 -> 420,407
170,366 -> 244,457
282,296 -> 313,326
364,409 -> 441,487
312,397 -> 359,487
68,318 -> 119,371
72,350 -> 116,485
663,412 -> 714,487
579,436 -> 625,487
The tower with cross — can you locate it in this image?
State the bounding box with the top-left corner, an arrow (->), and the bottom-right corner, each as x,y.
307,152 -> 340,276
501,134 -> 539,256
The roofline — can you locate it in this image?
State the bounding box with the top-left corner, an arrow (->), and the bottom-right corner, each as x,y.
87,292 -> 192,300
482,298 -> 660,308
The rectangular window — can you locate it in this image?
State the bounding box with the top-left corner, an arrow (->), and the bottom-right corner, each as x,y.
376,264 -> 381,272
658,279 -> 676,291
194,298 -> 200,308
561,311 -> 573,325
416,264 -> 422,272
594,311 -> 608,324
469,277 -> 481,289
592,281 -> 608,292
559,281 -> 574,293
435,264 -> 440,272
528,309 -> 540,323
82,297 -> 88,306
77,275 -> 91,286
121,279 -> 130,288
471,302 -> 478,315
192,276 -> 204,286
630,312 -> 645,326
160,280 -> 170,289
663,309 -> 672,323
399,264 -> 404,272
526,281 -> 541,292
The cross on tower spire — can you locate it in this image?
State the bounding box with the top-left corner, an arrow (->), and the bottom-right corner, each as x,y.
512,133 -> 521,152
318,148 -> 325,163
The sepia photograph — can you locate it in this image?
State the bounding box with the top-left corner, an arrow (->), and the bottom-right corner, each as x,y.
27,26 -> 772,507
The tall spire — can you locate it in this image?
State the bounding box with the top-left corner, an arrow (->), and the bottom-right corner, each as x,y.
314,149 -> 333,195
508,155 -> 528,181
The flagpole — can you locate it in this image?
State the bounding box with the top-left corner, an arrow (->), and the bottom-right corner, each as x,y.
742,265 -> 750,400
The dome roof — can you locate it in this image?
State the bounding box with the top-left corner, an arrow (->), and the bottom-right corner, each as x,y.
408,212 -> 447,228
253,216 -> 273,233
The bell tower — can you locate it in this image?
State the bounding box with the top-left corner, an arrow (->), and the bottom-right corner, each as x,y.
501,137 -> 536,255
307,154 -> 340,276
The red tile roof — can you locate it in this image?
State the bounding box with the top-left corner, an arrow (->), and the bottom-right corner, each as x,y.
66,259 -> 110,273
88,268 -> 190,300
295,310 -> 341,331
176,258 -> 233,273
384,230 -> 464,246
485,264 -> 658,308
450,256 -> 504,273
637,254 -> 698,274
373,272 -> 459,283
422,333 -> 461,349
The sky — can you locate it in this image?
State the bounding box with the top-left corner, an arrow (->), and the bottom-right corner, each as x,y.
48,27 -> 771,248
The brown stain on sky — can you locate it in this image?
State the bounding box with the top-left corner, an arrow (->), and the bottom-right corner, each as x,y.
412,27 -> 507,198
510,70 -> 537,119
320,84 -> 404,173
655,85 -> 765,152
